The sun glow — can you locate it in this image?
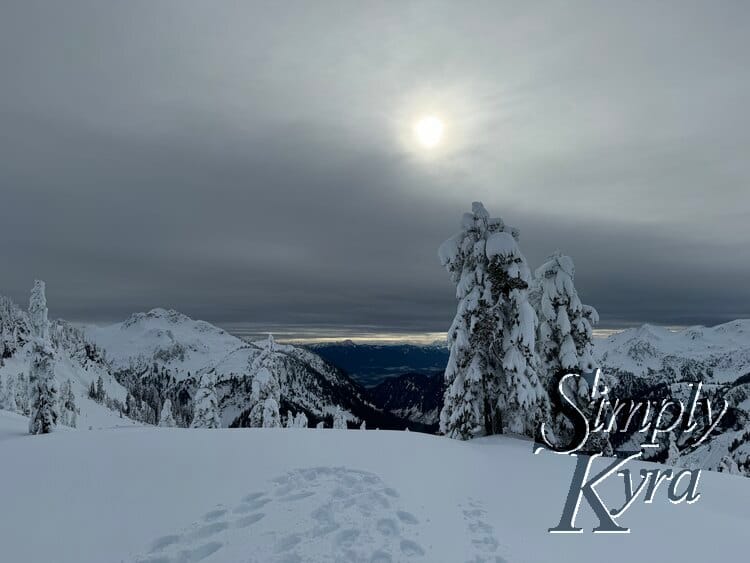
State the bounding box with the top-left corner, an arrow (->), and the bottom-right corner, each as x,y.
413,115 -> 444,148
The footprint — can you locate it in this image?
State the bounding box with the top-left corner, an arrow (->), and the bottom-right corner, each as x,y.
397,511 -> 419,525
335,528 -> 360,546
235,512 -> 265,528
376,518 -> 399,537
370,551 -> 393,563
150,534 -> 181,553
189,521 -> 228,541
234,498 -> 271,513
274,533 -> 302,553
279,491 -> 315,502
400,539 -> 425,557
203,508 -> 228,521
175,541 -> 223,562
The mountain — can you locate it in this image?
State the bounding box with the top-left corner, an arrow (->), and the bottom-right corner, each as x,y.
85,308 -> 412,430
368,372 -> 444,430
0,295 -> 139,430
595,320 -> 750,474
596,320 -> 750,384
307,341 -> 449,387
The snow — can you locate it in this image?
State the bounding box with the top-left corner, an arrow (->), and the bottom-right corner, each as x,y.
596,319 -> 750,382
485,231 -> 518,259
84,308 -> 256,380
1,412 -> 747,563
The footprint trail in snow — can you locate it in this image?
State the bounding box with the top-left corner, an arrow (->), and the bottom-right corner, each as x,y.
136,467 -> 427,563
462,499 -> 508,563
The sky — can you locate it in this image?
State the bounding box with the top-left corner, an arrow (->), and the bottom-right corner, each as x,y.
1,1 -> 749,339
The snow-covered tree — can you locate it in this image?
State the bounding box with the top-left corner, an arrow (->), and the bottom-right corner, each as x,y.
28,280 -> 59,435
159,398 -> 177,427
15,373 -> 28,414
191,375 -> 221,429
59,379 -> 77,428
248,367 -> 282,427
360,420 -> 366,430
247,337 -> 282,428
285,410 -> 294,428
294,412 -> 308,428
1,375 -> 17,412
262,397 -> 282,428
332,407 -> 347,429
532,252 -> 601,446
316,421 -> 325,429
438,203 -> 548,439
665,431 -> 681,465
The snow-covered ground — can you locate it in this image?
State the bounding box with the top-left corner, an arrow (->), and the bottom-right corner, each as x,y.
1,410 -> 747,563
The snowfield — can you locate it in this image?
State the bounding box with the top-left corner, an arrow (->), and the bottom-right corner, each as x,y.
1,410 -> 748,563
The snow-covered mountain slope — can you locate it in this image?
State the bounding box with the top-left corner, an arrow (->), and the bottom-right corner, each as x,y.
1,416 -> 747,563
0,295 -> 137,430
85,308 -> 251,379
368,372 -> 444,428
85,309 -> 409,429
595,320 -> 750,383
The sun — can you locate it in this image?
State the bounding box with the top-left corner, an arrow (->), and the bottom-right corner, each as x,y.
413,115 -> 444,148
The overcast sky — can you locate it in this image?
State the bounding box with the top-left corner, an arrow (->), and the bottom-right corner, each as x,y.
1,1 -> 749,337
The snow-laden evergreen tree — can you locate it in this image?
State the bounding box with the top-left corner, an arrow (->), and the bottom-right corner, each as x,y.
332,407 -> 347,429
248,367 -> 282,427
191,374 -> 221,429
15,373 -> 28,414
294,412 -> 308,428
1,375 -> 17,411
262,397 -> 282,428
285,410 -> 294,428
247,336 -> 282,428
316,421 -> 325,429
665,431 -> 681,465
438,202 -> 548,439
159,398 -> 177,427
360,420 -> 366,430
532,252 -> 601,446
59,379 -> 77,428
28,280 -> 59,434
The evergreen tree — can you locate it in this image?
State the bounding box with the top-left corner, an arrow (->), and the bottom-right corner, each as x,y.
1,375 -> 16,411
59,379 -> 77,427
360,420 -> 366,430
28,280 -> 59,434
438,203 -> 548,439
294,412 -> 308,428
159,398 -> 177,427
532,252 -> 601,445
8,378 -> 18,412
191,375 -> 221,428
96,376 -> 105,401
248,368 -> 282,427
316,421 -> 325,429
332,407 -> 347,429
285,410 -> 294,428
15,373 -> 28,414
262,397 -> 282,428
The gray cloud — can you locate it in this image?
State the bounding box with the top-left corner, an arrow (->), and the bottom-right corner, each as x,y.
1,1 -> 749,334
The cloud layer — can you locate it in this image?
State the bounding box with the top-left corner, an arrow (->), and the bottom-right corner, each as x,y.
1,2 -> 749,332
